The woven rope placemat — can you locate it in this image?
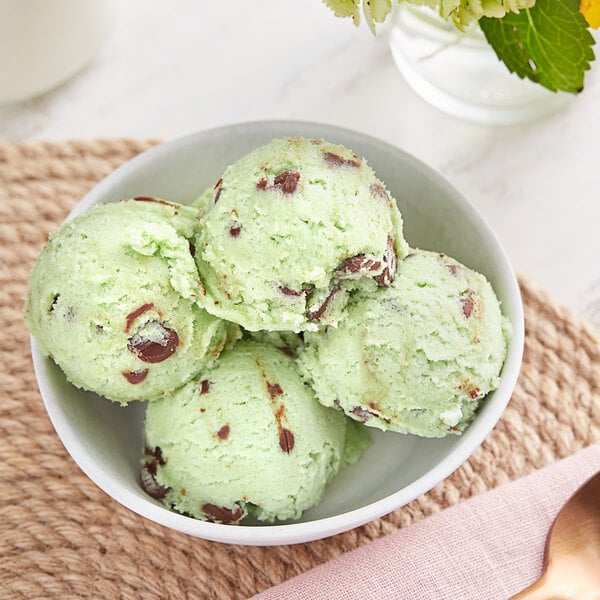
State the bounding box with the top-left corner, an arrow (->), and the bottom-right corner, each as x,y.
1,139 -> 599,600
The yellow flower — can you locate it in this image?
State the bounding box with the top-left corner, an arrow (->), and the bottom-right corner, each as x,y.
581,0 -> 600,28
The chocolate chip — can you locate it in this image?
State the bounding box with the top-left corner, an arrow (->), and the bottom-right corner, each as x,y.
229,223 -> 242,237
188,240 -> 196,257
140,464 -> 170,499
128,321 -> 179,363
217,424 -> 230,440
461,295 -> 475,318
308,285 -> 341,323
95,324 -> 104,333
469,387 -> 481,399
125,303 -> 155,334
277,346 -> 294,358
352,406 -> 376,422
278,285 -> 302,297
267,382 -> 283,399
140,447 -> 169,500
201,503 -> 244,524
256,177 -> 268,190
133,196 -> 174,207
279,428 -> 295,453
272,171 -> 300,194
122,369 -> 149,384
145,446 -> 166,465
49,294 -> 60,313
200,379 -> 210,395
373,237 -> 397,288
336,254 -> 382,278
370,183 -> 389,202
214,179 -> 223,204
322,151 -> 361,168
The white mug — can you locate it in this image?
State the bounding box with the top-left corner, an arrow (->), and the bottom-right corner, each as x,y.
0,0 -> 116,105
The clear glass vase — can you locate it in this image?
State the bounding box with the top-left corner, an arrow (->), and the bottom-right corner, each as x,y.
388,5 -> 569,124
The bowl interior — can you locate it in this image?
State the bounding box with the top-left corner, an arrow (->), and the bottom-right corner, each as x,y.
33,121 -> 524,545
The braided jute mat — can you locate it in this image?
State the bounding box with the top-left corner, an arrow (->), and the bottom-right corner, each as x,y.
1,139 -> 599,600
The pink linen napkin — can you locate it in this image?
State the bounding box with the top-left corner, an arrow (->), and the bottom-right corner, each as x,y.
252,445 -> 600,600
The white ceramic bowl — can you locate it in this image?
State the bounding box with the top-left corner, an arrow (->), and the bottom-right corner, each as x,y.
31,121 -> 524,546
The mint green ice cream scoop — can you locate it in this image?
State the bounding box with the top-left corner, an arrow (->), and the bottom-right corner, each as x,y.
194,137 -> 409,332
25,198 -> 239,404
142,340 -> 371,523
299,250 -> 510,437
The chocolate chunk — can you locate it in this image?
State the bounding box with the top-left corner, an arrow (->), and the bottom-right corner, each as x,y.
49,294 -> 60,313
272,170 -> 300,194
279,428 -> 295,453
229,223 -> 242,237
128,321 -> 179,363
267,382 -> 283,399
213,179 -> 223,204
256,177 -> 268,190
278,285 -> 302,297
188,240 -> 196,257
145,446 -> 166,465
95,324 -> 104,333
461,295 -> 475,318
201,503 -> 244,524
352,406 -> 376,422
140,464 -> 170,499
308,285 -> 341,323
200,379 -> 210,395
140,447 -> 169,499
322,151 -> 361,168
336,254 -> 382,278
133,196 -> 174,207
122,369 -> 149,384
373,237 -> 397,287
370,183 -> 389,202
125,303 -> 154,334
469,387 -> 481,399
217,424 -> 230,440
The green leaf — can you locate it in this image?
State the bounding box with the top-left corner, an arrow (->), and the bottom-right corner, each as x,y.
479,0 -> 596,93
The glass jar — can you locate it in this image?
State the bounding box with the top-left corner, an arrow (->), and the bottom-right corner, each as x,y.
388,4 -> 569,124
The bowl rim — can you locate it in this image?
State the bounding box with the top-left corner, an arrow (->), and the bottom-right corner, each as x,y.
32,119 -> 525,546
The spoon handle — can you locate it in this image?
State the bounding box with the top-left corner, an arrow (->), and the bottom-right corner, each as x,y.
509,571 -> 599,600
509,573 -> 553,599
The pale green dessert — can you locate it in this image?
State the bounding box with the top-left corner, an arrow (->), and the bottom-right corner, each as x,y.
141,340 -> 371,523
194,137 -> 409,332
25,198 -> 239,404
299,250 -> 510,437
192,185 -> 215,215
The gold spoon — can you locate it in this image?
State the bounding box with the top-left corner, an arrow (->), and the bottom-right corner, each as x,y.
510,470 -> 600,600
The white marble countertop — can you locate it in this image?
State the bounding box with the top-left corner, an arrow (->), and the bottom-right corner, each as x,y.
1,0 -> 599,332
